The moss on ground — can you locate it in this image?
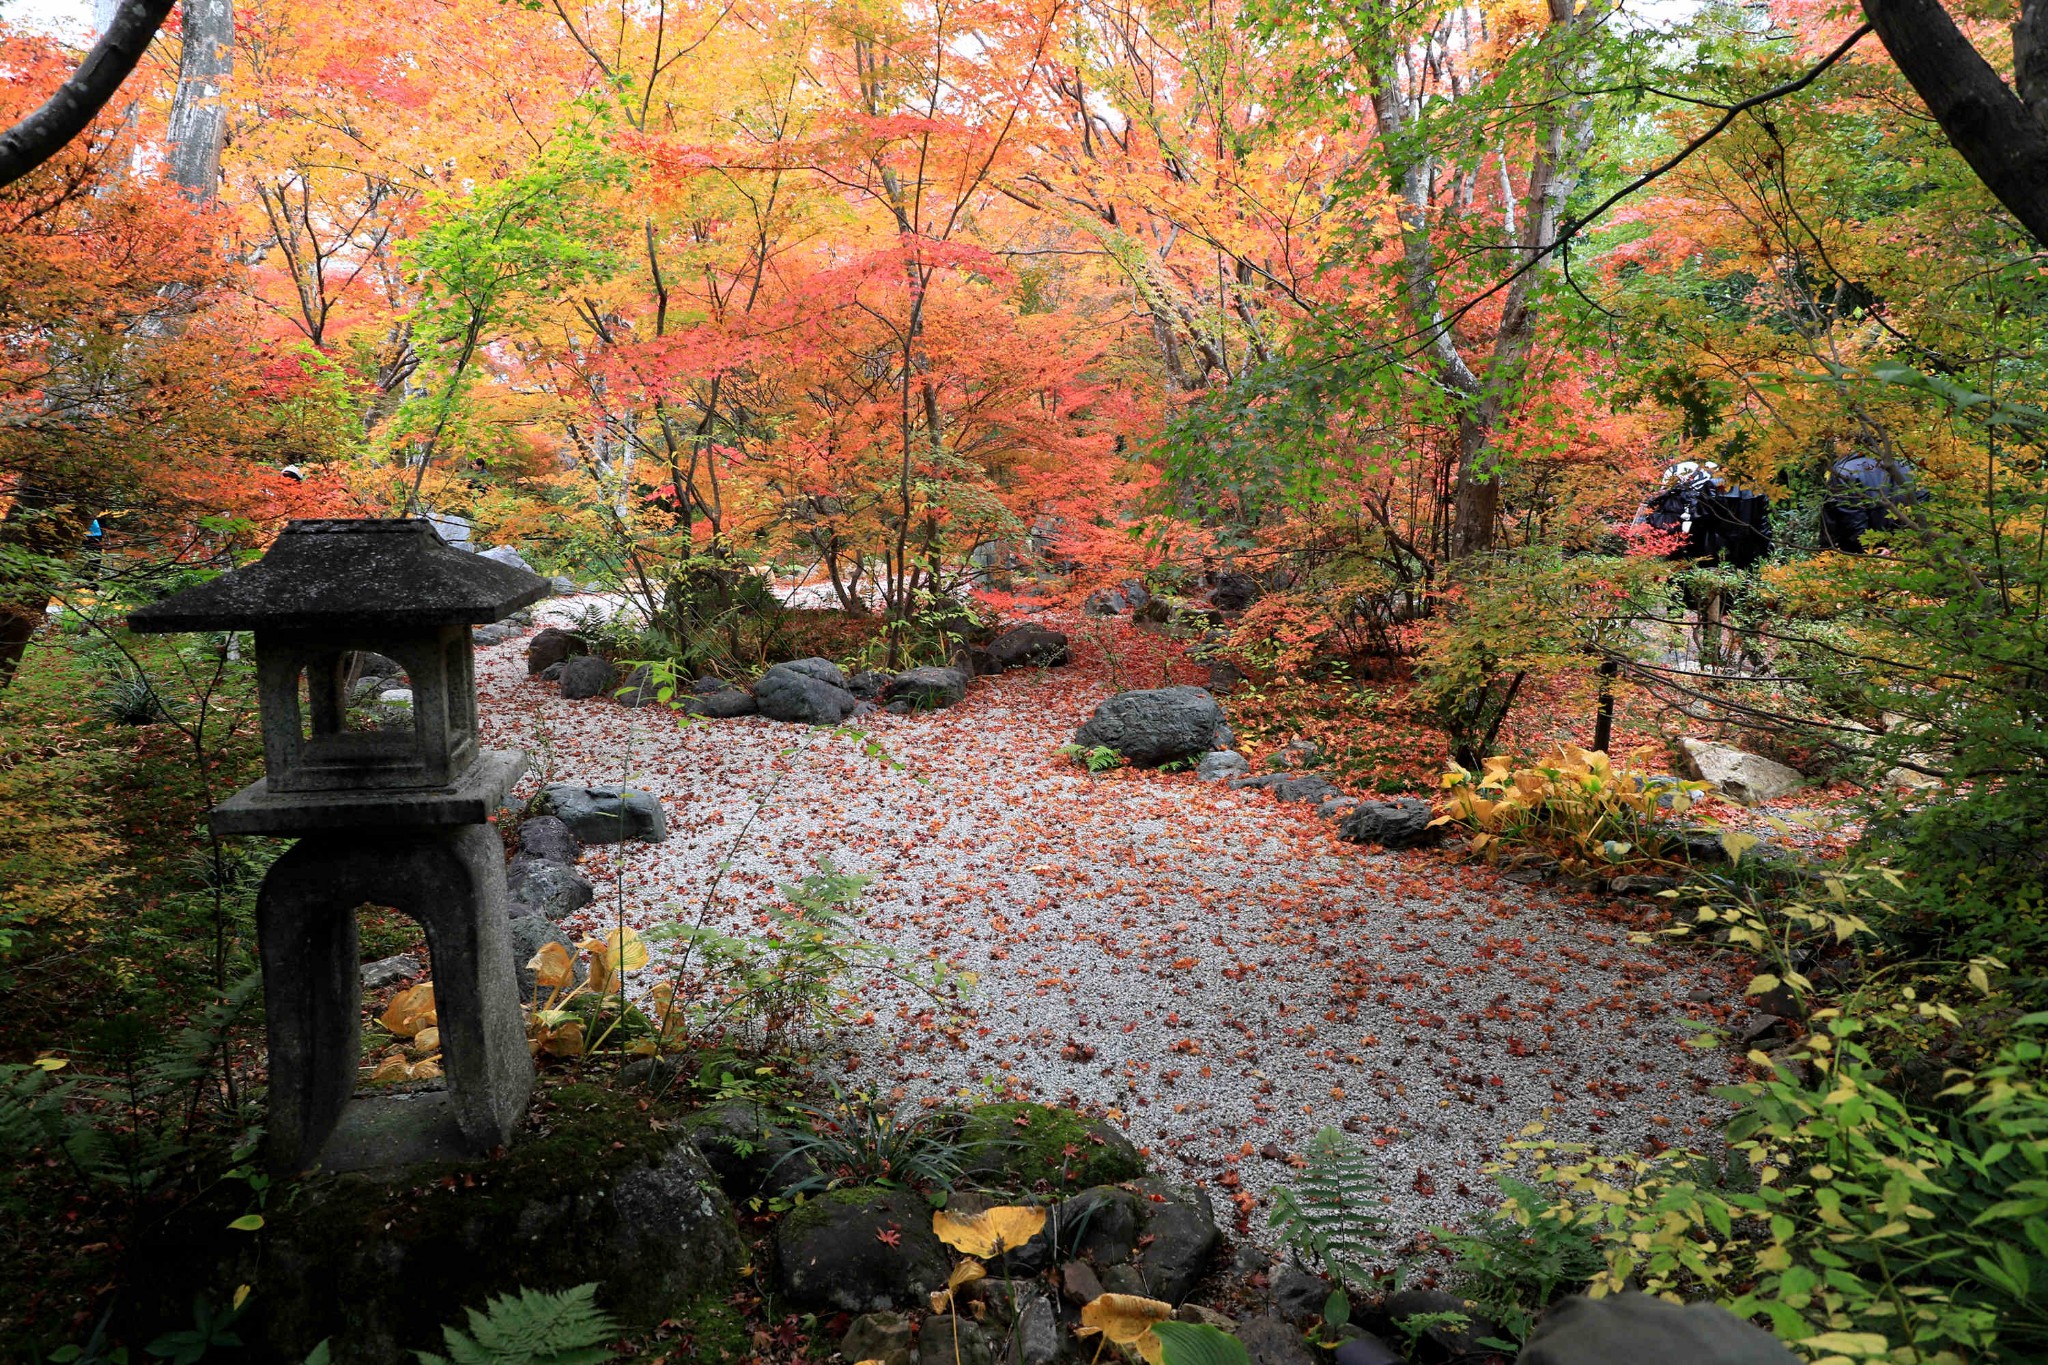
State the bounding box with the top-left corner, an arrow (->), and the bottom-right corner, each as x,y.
959,1102 -> 1144,1191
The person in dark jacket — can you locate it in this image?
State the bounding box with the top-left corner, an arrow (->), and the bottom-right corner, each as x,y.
1634,460 -> 1773,568
1820,452 -> 1919,552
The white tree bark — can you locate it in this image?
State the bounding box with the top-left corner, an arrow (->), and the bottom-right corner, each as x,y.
166,0 -> 231,201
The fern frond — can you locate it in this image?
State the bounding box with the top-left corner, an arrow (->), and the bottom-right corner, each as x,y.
1268,1126 -> 1387,1286
415,1283 -> 618,1365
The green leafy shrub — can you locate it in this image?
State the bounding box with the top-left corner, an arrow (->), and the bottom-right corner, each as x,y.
1436,745 -> 1709,873
650,859 -> 966,1053
1437,1175 -> 1604,1346
1521,1005 -> 2048,1361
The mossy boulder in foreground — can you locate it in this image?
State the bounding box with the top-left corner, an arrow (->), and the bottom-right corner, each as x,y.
122,1085 -> 742,1363
958,1101 -> 1144,1191
774,1184 -> 951,1313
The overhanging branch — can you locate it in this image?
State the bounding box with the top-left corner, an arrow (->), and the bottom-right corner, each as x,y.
0,0 -> 177,190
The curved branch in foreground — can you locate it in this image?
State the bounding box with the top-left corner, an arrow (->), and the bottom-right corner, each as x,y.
0,0 -> 177,191
1861,0 -> 2048,246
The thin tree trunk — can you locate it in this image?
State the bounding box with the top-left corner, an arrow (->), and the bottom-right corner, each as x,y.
167,0 -> 232,201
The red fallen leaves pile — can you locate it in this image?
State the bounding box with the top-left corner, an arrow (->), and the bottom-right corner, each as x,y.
475,605 -> 1758,1241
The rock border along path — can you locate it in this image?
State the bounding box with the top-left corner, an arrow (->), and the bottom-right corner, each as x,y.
475,604 -> 1749,1243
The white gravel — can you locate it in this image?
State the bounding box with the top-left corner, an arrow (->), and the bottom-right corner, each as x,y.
477,604 -> 1749,1244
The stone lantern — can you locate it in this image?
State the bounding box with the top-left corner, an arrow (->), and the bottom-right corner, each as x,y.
130,519 -> 548,1171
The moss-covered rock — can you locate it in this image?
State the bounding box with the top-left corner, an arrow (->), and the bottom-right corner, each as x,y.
678,1099 -> 820,1201
125,1085 -> 743,1363
774,1185 -> 950,1313
958,1102 -> 1144,1191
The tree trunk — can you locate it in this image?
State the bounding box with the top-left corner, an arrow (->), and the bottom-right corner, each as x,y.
1861,0 -> 2048,246
167,0 -> 232,201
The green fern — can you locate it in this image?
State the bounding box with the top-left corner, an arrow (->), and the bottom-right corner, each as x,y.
415,1284 -> 618,1365
1267,1126 -> 1388,1288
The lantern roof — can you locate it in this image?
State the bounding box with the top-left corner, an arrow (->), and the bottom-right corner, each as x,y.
129,519 -> 548,633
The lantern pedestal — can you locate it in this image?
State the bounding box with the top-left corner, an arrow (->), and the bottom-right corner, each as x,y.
255,817 -> 534,1173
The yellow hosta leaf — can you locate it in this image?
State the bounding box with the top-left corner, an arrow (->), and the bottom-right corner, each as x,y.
369,1053 -> 413,1083
932,1206 -> 1048,1259
580,926 -> 650,991
412,1026 -> 440,1054
929,1257 -> 987,1313
1076,1293 -> 1172,1347
380,983 -> 436,1038
411,1055 -> 442,1080
528,941 -> 576,991
540,1020 -> 585,1057
608,926 -> 649,972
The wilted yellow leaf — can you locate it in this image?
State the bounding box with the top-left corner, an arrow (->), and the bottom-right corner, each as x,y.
411,1055 -> 442,1080
412,1026 -> 440,1054
540,1020 -> 585,1057
528,941 -> 576,991
1076,1293 -> 1172,1363
1076,1293 -> 1172,1345
608,926 -> 649,972
369,1053 -> 412,1083
580,927 -> 649,995
380,983 -> 436,1039
933,1206 -> 1048,1259
929,1257 -> 987,1313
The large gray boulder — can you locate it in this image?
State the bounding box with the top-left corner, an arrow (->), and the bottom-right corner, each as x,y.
476,545 -> 535,574
1129,1178 -> 1219,1303
1675,737 -> 1803,806
883,666 -> 969,710
683,684 -> 760,719
505,856 -> 594,921
526,627 -> 588,675
987,624 -> 1069,669
781,656 -> 851,688
774,1186 -> 950,1312
1005,1186 -> 1146,1274
558,653 -> 617,700
847,670 -> 892,700
516,816 -> 581,862
1519,1293 -> 1799,1364
614,663 -> 662,708
1208,571 -> 1260,611
756,660 -> 859,724
1072,686 -> 1227,766
536,784 -> 667,844
1336,798 -> 1438,849
1237,1311 -> 1317,1365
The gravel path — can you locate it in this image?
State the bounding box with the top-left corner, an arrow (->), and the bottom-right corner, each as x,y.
477,606 -> 1750,1243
